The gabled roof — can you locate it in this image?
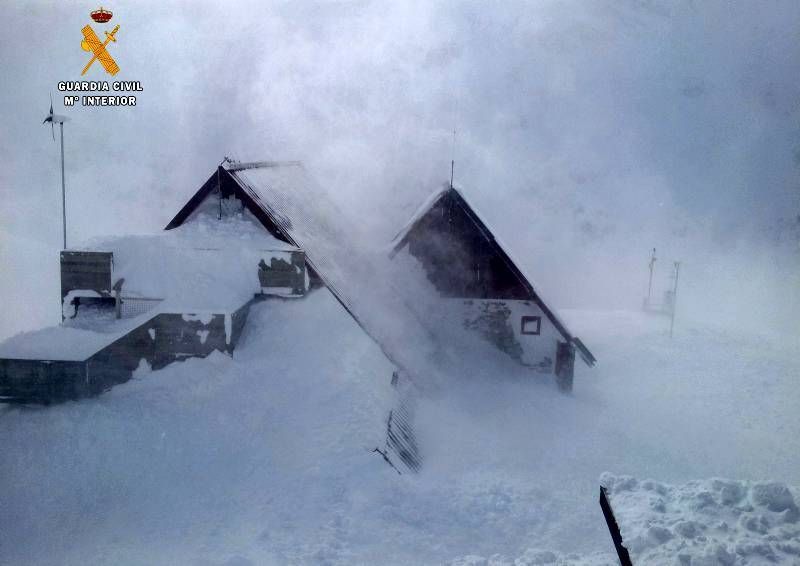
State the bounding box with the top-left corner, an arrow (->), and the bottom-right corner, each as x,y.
165,161 -> 594,374
391,184 -> 596,367
165,161 -> 444,384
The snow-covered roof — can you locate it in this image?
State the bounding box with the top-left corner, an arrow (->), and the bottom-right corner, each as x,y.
391,184 -> 595,366
224,163 -> 443,382
0,214 -> 298,361
0,312 -> 155,361
85,213 -> 297,313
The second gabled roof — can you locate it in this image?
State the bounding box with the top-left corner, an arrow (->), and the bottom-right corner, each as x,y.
391,184 -> 596,367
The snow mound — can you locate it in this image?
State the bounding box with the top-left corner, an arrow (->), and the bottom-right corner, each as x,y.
601,473 -> 800,564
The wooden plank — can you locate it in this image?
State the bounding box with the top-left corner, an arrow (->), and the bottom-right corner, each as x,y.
0,359 -> 89,403
61,251 -> 113,299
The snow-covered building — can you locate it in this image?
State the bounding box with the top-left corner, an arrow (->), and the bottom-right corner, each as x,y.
0,205 -> 307,403
390,184 -> 596,391
0,159 -> 593,409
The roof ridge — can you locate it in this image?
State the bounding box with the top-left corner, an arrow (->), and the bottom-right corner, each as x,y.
225,160 -> 302,172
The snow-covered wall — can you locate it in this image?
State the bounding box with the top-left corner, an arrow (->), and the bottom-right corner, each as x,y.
459,299 -> 561,373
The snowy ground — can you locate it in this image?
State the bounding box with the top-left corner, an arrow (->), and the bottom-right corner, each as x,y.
602,473 -> 800,564
1,291 -> 798,565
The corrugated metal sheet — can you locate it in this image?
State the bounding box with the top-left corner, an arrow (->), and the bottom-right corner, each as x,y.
386,391 -> 421,472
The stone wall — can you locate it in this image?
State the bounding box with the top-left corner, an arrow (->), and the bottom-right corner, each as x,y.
460,299 -> 570,380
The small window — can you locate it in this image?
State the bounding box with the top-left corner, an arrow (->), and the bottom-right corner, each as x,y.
521,315 -> 541,335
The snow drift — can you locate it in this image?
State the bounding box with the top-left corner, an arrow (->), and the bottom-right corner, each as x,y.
1,296 -> 798,564
602,473 -> 800,564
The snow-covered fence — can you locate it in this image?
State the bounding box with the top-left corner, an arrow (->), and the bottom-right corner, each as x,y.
118,296 -> 162,319
382,371 -> 421,473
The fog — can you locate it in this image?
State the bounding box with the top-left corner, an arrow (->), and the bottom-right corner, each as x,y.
1,0 -> 798,339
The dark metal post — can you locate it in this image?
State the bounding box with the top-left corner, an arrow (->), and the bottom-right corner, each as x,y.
599,486 -> 634,565
669,261 -> 680,338
646,248 -> 656,306
60,121 -> 67,249
217,167 -> 222,220
450,129 -> 456,190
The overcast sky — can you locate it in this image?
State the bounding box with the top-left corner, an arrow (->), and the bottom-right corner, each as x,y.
1,0 -> 798,338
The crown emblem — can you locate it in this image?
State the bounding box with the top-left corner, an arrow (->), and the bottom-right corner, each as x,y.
90,7 -> 113,23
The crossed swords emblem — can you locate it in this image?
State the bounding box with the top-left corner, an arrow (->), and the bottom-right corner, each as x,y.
80,24 -> 120,76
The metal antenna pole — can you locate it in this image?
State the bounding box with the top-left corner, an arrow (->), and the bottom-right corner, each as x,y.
450,129 -> 456,190
669,261 -> 680,338
450,160 -> 454,190
647,248 -> 656,305
43,96 -> 69,250
218,166 -> 222,220
60,121 -> 66,249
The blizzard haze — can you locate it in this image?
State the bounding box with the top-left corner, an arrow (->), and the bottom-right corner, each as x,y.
1,3 -> 800,564
1,1 -> 799,338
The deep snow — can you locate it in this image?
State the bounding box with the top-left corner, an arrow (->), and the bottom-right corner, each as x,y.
1,291 -> 798,565
601,473 -> 800,564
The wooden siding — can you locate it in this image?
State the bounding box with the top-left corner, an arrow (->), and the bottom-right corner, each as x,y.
555,341 -> 576,392
402,190 -> 530,300
393,187 -> 596,368
60,251 -> 113,299
258,251 -> 307,295
0,359 -> 89,403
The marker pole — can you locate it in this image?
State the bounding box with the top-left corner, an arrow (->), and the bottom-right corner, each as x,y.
60,121 -> 67,249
